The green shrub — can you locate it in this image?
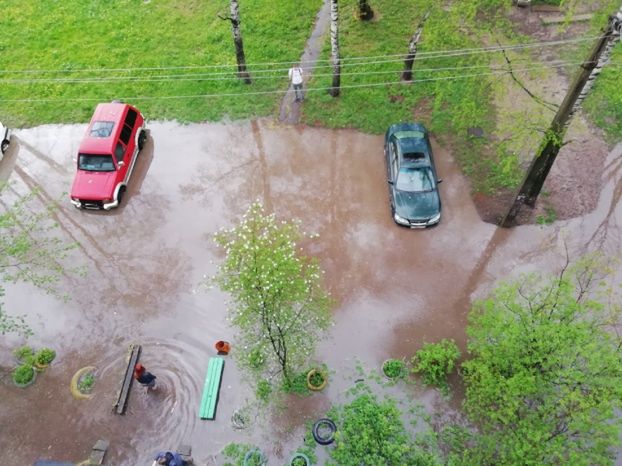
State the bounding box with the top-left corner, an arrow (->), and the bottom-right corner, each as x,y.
282,370 -> 311,395
412,339 -> 460,391
308,370 -> 325,387
256,379 -> 272,402
78,372 -> 95,393
382,358 -> 406,379
13,363 -> 35,385
248,348 -> 265,369
13,345 -> 34,363
35,348 -> 56,365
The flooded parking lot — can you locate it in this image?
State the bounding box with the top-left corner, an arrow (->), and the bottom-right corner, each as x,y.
0,119 -> 621,465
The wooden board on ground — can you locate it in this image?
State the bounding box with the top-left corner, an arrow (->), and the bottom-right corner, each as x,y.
199,357 -> 225,420
113,344 -> 141,415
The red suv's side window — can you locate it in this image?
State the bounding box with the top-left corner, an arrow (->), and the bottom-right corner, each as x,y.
115,141 -> 126,162
120,124 -> 132,145
125,109 -> 137,128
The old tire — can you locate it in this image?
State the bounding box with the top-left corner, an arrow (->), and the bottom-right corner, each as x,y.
312,418 -> 336,445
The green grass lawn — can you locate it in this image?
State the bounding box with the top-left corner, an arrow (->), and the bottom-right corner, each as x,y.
0,0 -> 321,126
2,0 -> 619,193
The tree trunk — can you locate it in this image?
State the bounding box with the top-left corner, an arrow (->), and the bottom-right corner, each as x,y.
501,13 -> 621,227
329,0 -> 340,97
357,0 -> 373,20
401,12 -> 429,82
229,0 -> 251,84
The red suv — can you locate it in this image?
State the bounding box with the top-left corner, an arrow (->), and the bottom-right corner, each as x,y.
70,102 -> 146,210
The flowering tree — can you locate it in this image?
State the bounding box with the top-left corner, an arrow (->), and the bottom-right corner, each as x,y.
214,202 -> 331,385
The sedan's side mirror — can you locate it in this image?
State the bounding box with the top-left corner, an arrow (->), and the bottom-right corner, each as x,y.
437,179 -> 443,184
118,161 -> 125,168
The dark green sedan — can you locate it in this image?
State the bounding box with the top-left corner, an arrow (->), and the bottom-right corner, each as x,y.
384,123 -> 442,228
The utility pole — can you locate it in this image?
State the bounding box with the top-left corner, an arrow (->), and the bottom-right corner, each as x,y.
501,6 -> 622,227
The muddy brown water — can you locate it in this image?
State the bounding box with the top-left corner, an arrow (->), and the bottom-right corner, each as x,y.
0,120 -> 620,465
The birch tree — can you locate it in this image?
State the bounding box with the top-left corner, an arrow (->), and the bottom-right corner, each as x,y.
329,0 -> 341,97
401,12 -> 429,82
219,0 -> 251,84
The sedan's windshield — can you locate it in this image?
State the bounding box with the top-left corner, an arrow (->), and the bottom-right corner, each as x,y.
396,167 -> 435,192
78,153 -> 115,172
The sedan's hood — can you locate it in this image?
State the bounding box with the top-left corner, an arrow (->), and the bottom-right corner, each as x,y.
394,189 -> 440,220
71,170 -> 117,199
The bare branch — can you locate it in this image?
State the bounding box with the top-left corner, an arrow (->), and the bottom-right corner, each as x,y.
498,45 -> 559,112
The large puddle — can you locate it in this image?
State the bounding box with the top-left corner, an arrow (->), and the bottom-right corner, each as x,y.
0,119 -> 620,465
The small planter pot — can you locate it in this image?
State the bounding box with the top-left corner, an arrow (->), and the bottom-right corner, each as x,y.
70,366 -> 96,400
290,452 -> 311,466
13,367 -> 36,388
33,362 -> 49,372
382,359 -> 406,379
306,369 -> 328,391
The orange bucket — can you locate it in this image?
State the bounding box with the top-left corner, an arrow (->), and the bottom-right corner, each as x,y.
215,340 -> 231,355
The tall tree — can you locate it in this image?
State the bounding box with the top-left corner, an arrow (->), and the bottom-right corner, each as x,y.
401,12 -> 430,82
0,187 -> 74,336
213,202 -> 330,385
357,0 -> 373,21
461,255 -> 622,465
219,0 -> 251,84
329,0 -> 341,97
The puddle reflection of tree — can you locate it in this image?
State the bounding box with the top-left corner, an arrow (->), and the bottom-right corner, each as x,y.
586,153 -> 622,253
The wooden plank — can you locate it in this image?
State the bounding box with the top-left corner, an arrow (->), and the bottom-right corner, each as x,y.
199,357 -> 225,420
88,439 -> 109,465
114,344 -> 141,415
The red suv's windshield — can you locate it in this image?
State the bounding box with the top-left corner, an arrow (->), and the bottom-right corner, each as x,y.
78,153 -> 115,172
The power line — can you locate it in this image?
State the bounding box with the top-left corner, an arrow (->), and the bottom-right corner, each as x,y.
0,58 -> 580,85
0,35 -> 603,76
3,62 -> 616,104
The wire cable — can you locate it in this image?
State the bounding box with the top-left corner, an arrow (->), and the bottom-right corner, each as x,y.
0,58 -> 580,85
0,35 -> 603,76
2,61 -> 615,104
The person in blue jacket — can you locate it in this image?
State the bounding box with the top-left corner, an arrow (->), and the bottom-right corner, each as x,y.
152,450 -> 184,466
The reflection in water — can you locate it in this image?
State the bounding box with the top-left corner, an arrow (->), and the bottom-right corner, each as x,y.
0,121 -> 619,466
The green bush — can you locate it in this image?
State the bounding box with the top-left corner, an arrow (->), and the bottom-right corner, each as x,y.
256,379 -> 272,402
78,372 -> 95,393
13,363 -> 35,385
35,348 -> 56,365
382,359 -> 406,379
13,345 -> 34,363
412,339 -> 460,390
248,348 -> 265,369
282,370 -> 311,395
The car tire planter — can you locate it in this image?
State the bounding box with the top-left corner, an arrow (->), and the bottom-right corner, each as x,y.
306,369 -> 327,391
312,418 -> 337,445
71,366 -> 96,400
290,452 -> 311,466
243,448 -> 267,466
